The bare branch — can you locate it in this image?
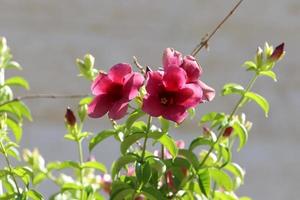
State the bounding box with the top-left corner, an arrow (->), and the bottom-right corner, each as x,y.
133,56 -> 146,75
0,94 -> 88,107
191,0 -> 244,57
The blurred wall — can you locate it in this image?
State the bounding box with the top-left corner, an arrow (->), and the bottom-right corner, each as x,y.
0,0 -> 299,199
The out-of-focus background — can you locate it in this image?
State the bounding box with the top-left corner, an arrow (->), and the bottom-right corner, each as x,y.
0,0 -> 298,199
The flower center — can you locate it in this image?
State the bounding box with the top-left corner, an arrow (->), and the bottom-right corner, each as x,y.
109,83 -> 123,100
161,97 -> 168,105
159,92 -> 175,106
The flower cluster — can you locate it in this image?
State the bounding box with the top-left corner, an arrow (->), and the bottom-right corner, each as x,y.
88,48 -> 215,123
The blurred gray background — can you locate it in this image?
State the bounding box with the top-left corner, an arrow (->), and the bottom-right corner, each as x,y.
0,0 -> 299,199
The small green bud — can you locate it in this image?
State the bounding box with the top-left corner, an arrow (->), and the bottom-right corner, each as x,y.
78,104 -> 88,122
84,54 -> 95,69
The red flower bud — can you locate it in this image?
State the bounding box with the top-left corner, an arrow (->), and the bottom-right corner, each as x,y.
65,107 -> 76,126
223,126 -> 233,137
166,170 -> 175,190
181,167 -> 189,177
270,43 -> 285,61
134,194 -> 146,200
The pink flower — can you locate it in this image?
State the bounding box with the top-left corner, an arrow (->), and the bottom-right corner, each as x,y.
163,48 -> 215,101
88,63 -> 144,120
142,67 -> 203,123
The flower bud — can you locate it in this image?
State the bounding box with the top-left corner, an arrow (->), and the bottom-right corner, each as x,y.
134,194 -> 146,200
99,174 -> 112,194
87,155 -> 96,162
223,126 -> 233,137
65,107 -> 76,126
270,43 -> 285,61
166,170 -> 175,191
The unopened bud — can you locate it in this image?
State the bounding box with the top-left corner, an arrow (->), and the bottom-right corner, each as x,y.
99,174 -> 112,194
65,107 -> 76,126
202,127 -> 211,137
87,155 -> 96,162
134,194 -> 146,200
223,126 -> 233,137
270,43 -> 285,61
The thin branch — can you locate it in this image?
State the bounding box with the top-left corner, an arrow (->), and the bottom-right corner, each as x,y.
0,94 -> 88,107
133,56 -> 146,75
191,0 -> 244,57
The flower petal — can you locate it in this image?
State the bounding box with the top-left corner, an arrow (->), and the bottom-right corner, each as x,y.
163,48 -> 183,68
142,95 -> 164,117
88,94 -> 113,118
163,66 -> 187,91
163,105 -> 188,124
177,83 -> 203,108
145,71 -> 164,94
198,80 -> 215,102
108,63 -> 132,84
123,72 -> 145,100
181,56 -> 202,82
108,98 -> 129,120
91,73 -> 113,95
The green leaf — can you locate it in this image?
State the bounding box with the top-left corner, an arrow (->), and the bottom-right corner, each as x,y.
111,154 -> 138,178
82,161 -> 107,173
6,117 -> 22,143
26,190 -> 44,200
232,121 -> 248,151
259,71 -> 277,82
62,183 -> 82,191
222,83 -> 245,96
189,137 -> 213,152
149,133 -> 178,158
47,161 -> 80,171
200,112 -> 226,125
89,129 -> 116,152
243,61 -> 257,71
159,117 -> 170,133
216,144 -> 231,167
125,109 -> 145,129
178,149 -> 199,169
214,191 -> 237,200
209,168 -> 233,191
0,193 -> 18,200
224,163 -> 245,180
5,61 -> 22,70
79,97 -> 93,105
5,76 -> 30,90
6,146 -> 20,160
245,91 -> 269,117
121,132 -> 145,154
111,188 -> 135,200
197,168 -> 210,197
0,101 -> 32,121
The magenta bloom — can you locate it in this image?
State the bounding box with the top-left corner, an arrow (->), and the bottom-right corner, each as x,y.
163,48 -> 215,100
142,48 -> 215,123
88,63 -> 144,120
142,66 -> 203,123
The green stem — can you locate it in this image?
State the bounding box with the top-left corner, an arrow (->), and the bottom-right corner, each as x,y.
0,141 -> 21,195
161,144 -> 165,160
199,74 -> 258,167
77,139 -> 84,200
140,116 -> 152,162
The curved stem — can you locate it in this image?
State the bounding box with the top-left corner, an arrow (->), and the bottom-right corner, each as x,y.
0,141 -> 21,195
199,74 -> 258,167
77,140 -> 84,200
140,116 -> 152,162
